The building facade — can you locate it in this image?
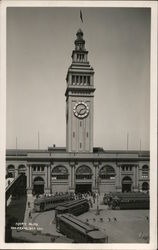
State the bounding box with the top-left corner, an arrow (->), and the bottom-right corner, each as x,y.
6,29 -> 150,195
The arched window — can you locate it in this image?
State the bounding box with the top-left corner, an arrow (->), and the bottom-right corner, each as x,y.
122,176 -> 132,182
142,182 -> 149,191
99,165 -> 115,180
7,165 -> 15,171
18,164 -> 26,174
76,166 -> 92,180
142,165 -> 149,178
7,165 -> 15,178
52,166 -> 68,180
33,176 -> 45,184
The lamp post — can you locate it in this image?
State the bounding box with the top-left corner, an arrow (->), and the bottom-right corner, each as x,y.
96,175 -> 100,215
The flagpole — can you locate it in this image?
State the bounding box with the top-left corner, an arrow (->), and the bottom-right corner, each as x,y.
140,139 -> 142,152
127,133 -> 129,151
16,136 -> 18,156
38,132 -> 40,150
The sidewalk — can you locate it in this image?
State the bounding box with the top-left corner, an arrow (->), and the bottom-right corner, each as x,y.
23,195 -> 36,223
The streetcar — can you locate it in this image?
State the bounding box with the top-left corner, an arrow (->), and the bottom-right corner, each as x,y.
111,196 -> 149,210
104,192 -> 149,208
55,198 -> 89,218
34,193 -> 74,212
56,213 -> 108,243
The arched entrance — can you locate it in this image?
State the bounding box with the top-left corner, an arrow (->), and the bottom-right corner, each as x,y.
122,176 -> 132,192
33,177 -> 44,195
142,182 -> 149,191
75,165 -> 92,194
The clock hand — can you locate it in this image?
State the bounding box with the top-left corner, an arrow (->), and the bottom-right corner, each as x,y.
78,107 -> 86,115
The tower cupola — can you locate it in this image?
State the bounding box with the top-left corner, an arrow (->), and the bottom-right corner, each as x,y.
71,29 -> 88,64
74,29 -> 85,51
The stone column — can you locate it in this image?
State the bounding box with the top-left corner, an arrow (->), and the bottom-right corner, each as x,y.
137,164 -> 140,191
14,165 -> 18,178
116,164 -> 122,192
26,164 -> 30,189
93,162 -> 99,192
45,165 -> 51,194
69,162 -> 75,192
27,164 -> 32,195
29,165 -> 32,188
133,165 -> 138,191
48,164 -> 51,189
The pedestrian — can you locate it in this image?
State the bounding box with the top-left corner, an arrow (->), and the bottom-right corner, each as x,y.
29,211 -> 32,219
89,198 -> 93,208
113,217 -> 117,222
93,197 -> 95,203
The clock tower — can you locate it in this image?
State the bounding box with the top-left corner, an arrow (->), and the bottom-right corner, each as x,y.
65,29 -> 95,153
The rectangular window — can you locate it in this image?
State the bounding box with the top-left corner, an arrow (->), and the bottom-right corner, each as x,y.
87,132 -> 88,137
84,76 -> 86,84
72,75 -> 75,84
80,143 -> 82,148
76,76 -> 79,84
73,132 -> 75,137
80,121 -> 82,127
87,76 -> 90,85
80,76 -> 83,84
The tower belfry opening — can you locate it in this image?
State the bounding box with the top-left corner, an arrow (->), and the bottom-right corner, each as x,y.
65,29 -> 95,153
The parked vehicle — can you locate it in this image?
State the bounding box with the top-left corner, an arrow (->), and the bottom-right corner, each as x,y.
55,198 -> 89,218
111,196 -> 149,209
56,213 -> 108,243
104,192 -> 149,209
34,193 -> 74,212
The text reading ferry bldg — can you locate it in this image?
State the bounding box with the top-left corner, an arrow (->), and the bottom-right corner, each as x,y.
6,29 -> 150,195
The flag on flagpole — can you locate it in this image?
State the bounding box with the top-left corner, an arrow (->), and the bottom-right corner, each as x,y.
80,10 -> 83,23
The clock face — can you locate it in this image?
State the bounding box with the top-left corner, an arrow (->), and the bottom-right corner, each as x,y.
73,102 -> 89,119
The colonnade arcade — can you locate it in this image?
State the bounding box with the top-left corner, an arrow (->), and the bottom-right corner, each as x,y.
6,162 -> 149,194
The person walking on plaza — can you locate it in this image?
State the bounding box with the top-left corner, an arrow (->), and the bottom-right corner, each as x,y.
29,211 -> 32,219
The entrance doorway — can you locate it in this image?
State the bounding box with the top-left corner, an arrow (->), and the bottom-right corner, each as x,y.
122,176 -> 132,192
33,184 -> 44,195
142,182 -> 149,191
75,184 -> 92,194
33,177 -> 44,195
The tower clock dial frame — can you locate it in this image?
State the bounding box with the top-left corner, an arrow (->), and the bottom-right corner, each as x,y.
73,101 -> 89,119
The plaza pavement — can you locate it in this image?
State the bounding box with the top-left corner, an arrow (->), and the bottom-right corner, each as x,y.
23,193 -> 149,243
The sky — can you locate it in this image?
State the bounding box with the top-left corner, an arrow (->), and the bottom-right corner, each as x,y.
6,7 -> 150,150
